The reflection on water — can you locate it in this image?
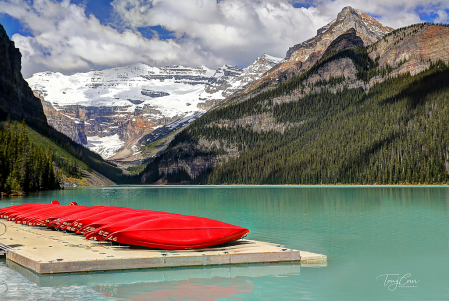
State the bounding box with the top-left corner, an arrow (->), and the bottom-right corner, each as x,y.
5,259 -> 303,300
1,186 -> 449,300
6,260 -> 302,287
94,278 -> 254,301
0,259 -> 109,301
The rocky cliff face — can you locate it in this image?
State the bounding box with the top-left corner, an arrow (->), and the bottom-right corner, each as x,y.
245,6 -> 393,91
204,65 -> 243,95
321,28 -> 364,58
0,24 -> 47,123
27,56 -> 280,160
368,23 -> 449,76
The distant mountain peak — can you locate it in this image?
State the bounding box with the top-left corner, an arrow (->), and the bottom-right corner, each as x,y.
257,53 -> 283,64
206,53 -> 281,98
338,6 -> 360,16
242,7 -> 393,93
286,7 -> 393,62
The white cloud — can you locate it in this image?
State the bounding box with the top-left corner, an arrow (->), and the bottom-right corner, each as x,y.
0,0 -> 448,77
111,0 -> 330,68
435,9 -> 448,23
0,0 -> 223,77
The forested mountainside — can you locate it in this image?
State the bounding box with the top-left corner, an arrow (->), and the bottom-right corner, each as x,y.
140,22 -> 449,185
0,120 -> 59,195
0,23 -> 133,194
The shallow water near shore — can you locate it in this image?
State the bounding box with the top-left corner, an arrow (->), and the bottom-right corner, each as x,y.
1,185 -> 449,300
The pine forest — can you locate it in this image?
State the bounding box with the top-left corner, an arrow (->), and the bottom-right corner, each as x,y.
0,120 -> 60,195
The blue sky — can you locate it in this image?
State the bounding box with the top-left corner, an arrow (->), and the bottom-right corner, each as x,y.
0,0 -> 448,77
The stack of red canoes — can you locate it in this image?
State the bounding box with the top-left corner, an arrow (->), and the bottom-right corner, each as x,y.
0,201 -> 249,249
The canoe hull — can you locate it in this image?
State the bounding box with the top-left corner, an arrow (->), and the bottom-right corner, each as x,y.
104,215 -> 249,249
106,228 -> 249,249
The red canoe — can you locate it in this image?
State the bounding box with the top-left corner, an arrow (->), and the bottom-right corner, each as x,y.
27,206 -> 96,227
68,208 -> 150,232
20,206 -> 85,223
23,206 -> 74,226
3,204 -> 50,220
104,214 -> 249,249
17,205 -> 75,225
84,211 -> 174,241
9,205 -> 59,222
46,207 -> 93,226
65,207 -> 143,231
0,204 -> 41,218
77,211 -> 149,234
54,207 -> 112,229
28,206 -> 89,226
66,209 -> 131,231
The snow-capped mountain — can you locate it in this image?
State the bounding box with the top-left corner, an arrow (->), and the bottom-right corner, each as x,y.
26,56 -> 281,160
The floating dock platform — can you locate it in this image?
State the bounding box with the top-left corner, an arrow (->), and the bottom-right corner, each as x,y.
0,220 -> 326,274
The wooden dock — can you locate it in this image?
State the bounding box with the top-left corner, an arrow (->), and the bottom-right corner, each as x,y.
0,220 -> 326,274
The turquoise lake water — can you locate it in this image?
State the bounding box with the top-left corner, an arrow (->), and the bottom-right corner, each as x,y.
0,185 -> 449,300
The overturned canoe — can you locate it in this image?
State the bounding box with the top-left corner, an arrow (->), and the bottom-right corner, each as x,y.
77,211 -> 151,234
104,214 -> 249,249
52,207 -> 113,229
64,207 -> 129,231
84,211 -> 175,241
18,206 -> 87,225
2,204 -> 49,220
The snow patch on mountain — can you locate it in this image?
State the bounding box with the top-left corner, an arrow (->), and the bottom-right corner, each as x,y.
86,134 -> 125,159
